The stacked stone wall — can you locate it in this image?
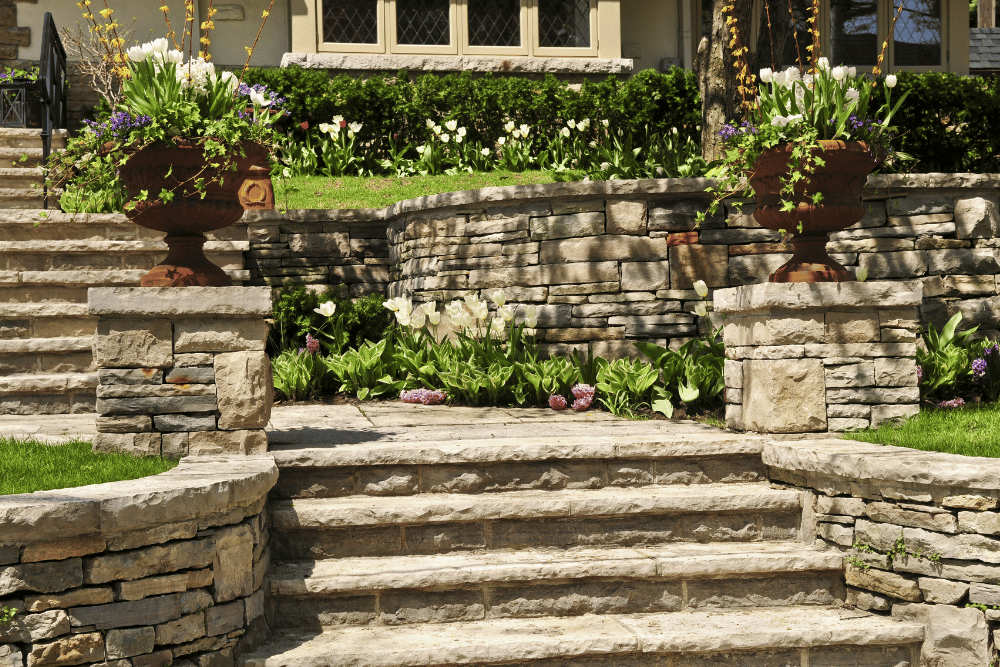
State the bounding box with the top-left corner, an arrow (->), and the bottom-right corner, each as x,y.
244,175 -> 1000,358
0,456 -> 277,667
766,440 -> 1000,666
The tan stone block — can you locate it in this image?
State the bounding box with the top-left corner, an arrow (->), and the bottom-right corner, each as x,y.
669,244 -> 728,289
21,537 -> 106,564
96,319 -> 172,368
468,262 -> 619,289
723,314 -> 824,347
211,525 -> 253,603
875,357 -> 919,387
115,573 -> 189,601
27,632 -> 104,667
188,430 -> 267,456
620,261 -> 669,291
824,362 -> 875,388
539,236 -> 666,264
825,312 -> 879,343
25,588 -> 114,613
542,327 -> 625,342
743,358 -> 826,433
214,351 -> 272,430
606,200 -> 647,235
91,433 -> 161,457
0,610 -> 71,643
871,403 -> 920,426
845,565 -> 922,601
155,612 -> 205,646
943,495 -> 999,511
530,212 -> 604,240
173,319 -> 268,353
878,307 -> 920,329
187,569 -> 213,588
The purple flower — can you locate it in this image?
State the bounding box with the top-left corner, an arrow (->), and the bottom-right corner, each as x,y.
973,357 -> 988,380
305,333 -> 320,354
916,365 -> 923,382
571,384 -> 595,399
938,397 -> 965,409
548,394 -> 567,410
571,395 -> 593,411
400,388 -> 446,405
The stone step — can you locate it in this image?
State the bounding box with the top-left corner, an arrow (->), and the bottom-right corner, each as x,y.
0,188 -> 61,209
271,434 -> 769,498
0,239 -> 247,272
0,211 -> 250,242
0,128 -> 67,150
0,303 -> 93,339
240,607 -> 923,667
0,147 -> 45,168
0,167 -> 45,189
0,336 -> 94,375
0,269 -> 251,303
0,372 -> 97,414
268,542 -> 845,629
270,483 -> 803,560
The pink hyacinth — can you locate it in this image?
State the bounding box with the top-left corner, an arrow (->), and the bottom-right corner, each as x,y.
400,388 -> 446,405
938,397 -> 965,409
305,333 -> 320,354
572,396 -> 593,411
571,384 -> 595,399
548,394 -> 567,410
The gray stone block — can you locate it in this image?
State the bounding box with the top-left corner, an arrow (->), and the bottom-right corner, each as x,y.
954,196 -> 1000,239
886,195 -> 954,216
96,415 -> 154,433
165,367 -> 216,384
856,250 -> 928,279
205,600 -> 244,636
97,395 -> 218,416
215,351 -> 272,430
530,212 -> 604,240
153,413 -> 217,433
68,595 -> 182,630
106,626 -> 155,659
98,369 -> 164,385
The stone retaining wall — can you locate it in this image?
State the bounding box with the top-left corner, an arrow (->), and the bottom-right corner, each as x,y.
0,456 -> 278,667
245,174 -> 1000,358
766,440 -> 1000,666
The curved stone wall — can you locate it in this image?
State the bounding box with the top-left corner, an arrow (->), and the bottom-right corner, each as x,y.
0,456 -> 277,667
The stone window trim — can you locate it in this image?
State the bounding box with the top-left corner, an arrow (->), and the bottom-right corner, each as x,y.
314,0 -> 600,58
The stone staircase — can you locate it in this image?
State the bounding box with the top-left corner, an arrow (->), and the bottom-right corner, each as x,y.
0,129 -> 250,414
243,432 -> 925,667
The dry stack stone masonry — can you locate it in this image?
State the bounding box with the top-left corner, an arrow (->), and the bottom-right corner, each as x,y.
88,287 -> 273,458
715,281 -> 923,434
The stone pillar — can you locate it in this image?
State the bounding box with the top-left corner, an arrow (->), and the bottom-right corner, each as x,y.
87,287 -> 273,457
714,281 -> 923,434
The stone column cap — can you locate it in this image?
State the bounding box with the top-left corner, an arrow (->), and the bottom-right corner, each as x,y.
714,281 -> 923,314
88,287 -> 272,317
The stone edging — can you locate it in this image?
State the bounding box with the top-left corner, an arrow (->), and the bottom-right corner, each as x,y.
0,456 -> 277,546
280,53 -> 634,75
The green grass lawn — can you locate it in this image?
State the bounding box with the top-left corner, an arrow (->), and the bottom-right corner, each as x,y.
843,402 -> 1000,458
0,437 -> 178,496
274,170 -> 561,210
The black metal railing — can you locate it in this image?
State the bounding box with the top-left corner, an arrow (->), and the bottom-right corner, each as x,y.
24,12 -> 67,209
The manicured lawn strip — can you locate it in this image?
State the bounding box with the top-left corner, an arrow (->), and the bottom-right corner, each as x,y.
275,171 -> 560,210
0,437 -> 178,496
843,403 -> 1000,458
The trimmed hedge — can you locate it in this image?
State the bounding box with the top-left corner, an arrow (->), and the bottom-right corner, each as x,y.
242,67 -> 702,147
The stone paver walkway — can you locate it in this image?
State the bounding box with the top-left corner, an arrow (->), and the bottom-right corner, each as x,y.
0,403 -> 724,444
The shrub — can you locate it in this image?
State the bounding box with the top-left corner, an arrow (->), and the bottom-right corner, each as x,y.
269,284 -> 390,355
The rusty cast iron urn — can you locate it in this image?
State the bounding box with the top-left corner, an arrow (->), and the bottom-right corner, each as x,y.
119,139 -> 268,286
749,140 -> 880,283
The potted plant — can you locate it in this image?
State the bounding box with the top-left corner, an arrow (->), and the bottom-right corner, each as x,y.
701,25 -> 909,282
0,66 -> 42,128
50,4 -> 284,286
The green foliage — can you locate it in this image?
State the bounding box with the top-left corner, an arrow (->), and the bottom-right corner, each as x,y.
269,284 -> 389,355
326,337 -> 404,401
635,330 -> 725,413
0,606 -> 17,626
917,313 -> 981,399
271,348 -> 335,401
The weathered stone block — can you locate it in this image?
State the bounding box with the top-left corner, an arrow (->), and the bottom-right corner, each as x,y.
27,632 -> 104,667
468,262 -> 619,289
864,502 -> 958,533
105,626 -> 155,659
187,430 -> 267,456
97,395 -> 217,417
97,384 -> 216,400
165,367 -> 216,384
84,539 -> 213,585
214,351 -> 272,430
845,564 -> 922,601
825,362 -> 875,388
95,415 -> 153,434
723,359 -> 742,388
648,200 -> 722,231
204,600 -> 244,636
96,319 -> 173,369
68,595 -> 182,630
115,573 -> 189,601
156,612 -> 206,646
922,274 -> 998,298
212,525 -> 253,603
954,196 -> 999,239
886,195 -> 954,216
870,404 -> 921,427
918,577 -> 969,604
98,369 -> 164,385
530,212 -> 604,240
619,262 -> 669,291
827,403 -> 871,420
0,610 -> 70,643
958,511 -> 1000,535
606,200 -> 646,235
825,312 -> 879,343
0,560 -> 83,597
827,418 -> 869,431
287,233 -> 349,256
670,244 -> 728,289
91,432 -> 162,456
723,314 -> 824,346
892,603 -> 988,667
161,433 -> 189,459
874,357 -> 918,387
153,414 -> 216,432
926,249 -> 1000,275
173,319 -> 268,353
815,496 -> 866,516
539,236 -> 666,264
856,250 -> 928,279
846,588 -> 891,611
944,495 -> 999,511
743,358 -> 826,433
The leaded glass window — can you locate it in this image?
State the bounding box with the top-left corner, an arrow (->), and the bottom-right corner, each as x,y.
830,0 -> 878,66
397,0 -> 450,45
322,0 -> 378,44
469,0 -> 520,47
893,0 -> 941,66
538,0 -> 590,48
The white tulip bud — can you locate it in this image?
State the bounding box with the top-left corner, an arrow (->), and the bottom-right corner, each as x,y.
885,74 -> 897,88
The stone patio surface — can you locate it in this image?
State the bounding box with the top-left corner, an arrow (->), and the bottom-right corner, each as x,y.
0,404 -> 722,444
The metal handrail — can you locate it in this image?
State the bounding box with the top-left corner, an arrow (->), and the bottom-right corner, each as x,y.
38,11 -> 67,209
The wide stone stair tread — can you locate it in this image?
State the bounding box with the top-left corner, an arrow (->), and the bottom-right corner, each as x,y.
269,541 -> 842,596
270,483 -> 801,529
0,372 -> 97,393
0,268 -> 250,286
270,433 -> 768,467
0,302 -> 90,317
240,607 -> 923,667
0,239 -> 249,253
0,128 -> 68,149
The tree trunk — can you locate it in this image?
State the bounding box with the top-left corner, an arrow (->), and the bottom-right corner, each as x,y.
754,0 -> 792,74
700,0 -> 753,162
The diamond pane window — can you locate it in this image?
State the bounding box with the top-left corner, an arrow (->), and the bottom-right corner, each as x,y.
539,0 -> 590,48
323,0 -> 378,44
893,0 -> 941,66
469,0 -> 520,47
397,0 -> 450,45
830,0 -> 878,66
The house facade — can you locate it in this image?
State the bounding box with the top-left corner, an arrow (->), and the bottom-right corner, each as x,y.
18,0 -> 968,76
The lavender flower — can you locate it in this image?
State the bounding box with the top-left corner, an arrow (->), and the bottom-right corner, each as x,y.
973,357 -> 988,380
83,111 -> 152,143
548,394 -> 567,410
938,397 -> 965,409
305,333 -> 320,354
399,388 -> 446,405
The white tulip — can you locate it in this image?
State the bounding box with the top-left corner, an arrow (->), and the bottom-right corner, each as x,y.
433,125 -> 442,135
314,301 -> 336,317
150,38 -> 169,54
440,133 -> 450,143
855,267 -> 868,282
519,124 -> 529,135
694,302 -> 709,318
601,119 -> 609,128
693,280 -> 709,298
445,119 -> 458,132
249,89 -> 270,106
497,304 -> 514,322
428,311 -> 441,326
561,127 -> 570,138
567,119 -> 576,129
457,127 -> 466,137
759,67 -> 773,83
772,71 -> 786,87
817,57 -> 830,70
831,66 -> 846,81
846,88 -> 860,105
523,304 -> 538,329
126,45 -> 146,62
498,136 -> 506,146
504,120 -> 516,133
848,66 -> 857,77
511,129 -> 521,139
421,301 -> 437,316
349,122 -> 363,133
426,118 -> 436,129
481,147 -> 490,156
490,289 -> 507,307
885,74 -> 897,88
